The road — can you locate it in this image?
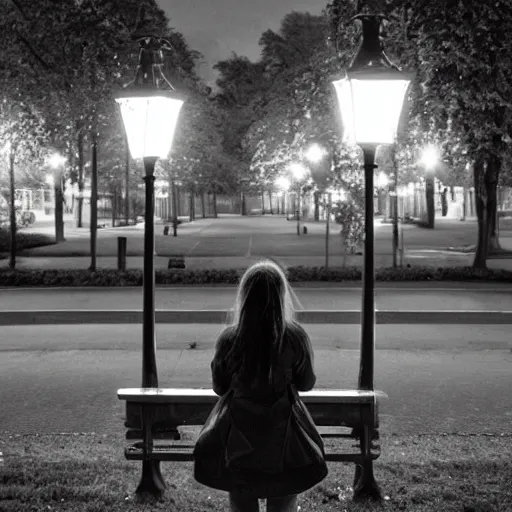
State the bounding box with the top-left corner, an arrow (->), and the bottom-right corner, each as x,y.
1,323 -> 511,437
2,285 -> 512,311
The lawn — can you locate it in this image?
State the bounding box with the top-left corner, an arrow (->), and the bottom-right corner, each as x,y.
1,432 -> 510,511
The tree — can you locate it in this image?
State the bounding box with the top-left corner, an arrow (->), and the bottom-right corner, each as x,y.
0,97 -> 48,266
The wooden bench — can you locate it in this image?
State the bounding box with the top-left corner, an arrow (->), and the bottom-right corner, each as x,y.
118,387 -> 387,501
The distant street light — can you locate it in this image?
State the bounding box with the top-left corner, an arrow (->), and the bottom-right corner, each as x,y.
305,143 -> 328,164
115,36 -> 184,498
288,162 -> 308,235
420,145 -> 439,170
333,13 -> 411,501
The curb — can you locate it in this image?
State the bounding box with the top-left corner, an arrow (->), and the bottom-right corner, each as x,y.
1,310 -> 512,325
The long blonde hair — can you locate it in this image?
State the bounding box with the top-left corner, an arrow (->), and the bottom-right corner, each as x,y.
224,260 -> 296,386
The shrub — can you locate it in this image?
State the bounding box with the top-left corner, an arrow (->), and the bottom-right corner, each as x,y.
0,230 -> 55,254
0,265 -> 511,286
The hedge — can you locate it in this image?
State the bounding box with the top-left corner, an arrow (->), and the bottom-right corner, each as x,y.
0,231 -> 55,253
0,265 -> 511,286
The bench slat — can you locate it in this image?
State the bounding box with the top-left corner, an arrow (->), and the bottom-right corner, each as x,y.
117,388 -> 387,404
125,425 -> 360,440
124,444 -> 380,463
124,401 -> 378,430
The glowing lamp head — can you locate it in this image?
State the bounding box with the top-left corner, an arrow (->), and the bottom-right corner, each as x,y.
333,15 -> 412,148
116,89 -> 184,159
420,145 -> 439,170
305,143 -> 327,164
48,153 -> 66,168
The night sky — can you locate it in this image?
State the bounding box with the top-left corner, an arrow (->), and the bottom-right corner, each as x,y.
157,0 -> 326,86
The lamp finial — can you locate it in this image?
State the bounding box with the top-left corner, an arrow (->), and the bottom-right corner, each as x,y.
349,14 -> 399,72
130,36 -> 176,91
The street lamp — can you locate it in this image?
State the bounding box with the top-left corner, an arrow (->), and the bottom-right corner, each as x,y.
333,13 -> 411,501
420,145 -> 439,228
288,162 -> 307,235
115,36 -> 184,497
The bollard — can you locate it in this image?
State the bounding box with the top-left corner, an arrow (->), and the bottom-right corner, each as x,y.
117,236 -> 127,271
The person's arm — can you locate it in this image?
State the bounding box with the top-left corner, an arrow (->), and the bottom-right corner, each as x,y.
210,327 -> 234,396
289,323 -> 316,391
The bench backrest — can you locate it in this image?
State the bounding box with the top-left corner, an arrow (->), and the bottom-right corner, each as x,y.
118,388 -> 386,431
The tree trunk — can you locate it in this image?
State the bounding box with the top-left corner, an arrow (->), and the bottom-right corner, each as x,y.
176,185 -> 181,217
54,160 -> 65,243
189,187 -> 194,222
77,132 -> 84,228
314,191 -> 320,221
240,189 -> 246,216
261,190 -> 265,214
213,187 -> 218,218
201,192 -> 206,218
111,187 -> 117,226
425,174 -> 435,228
473,154 -> 501,268
488,183 -> 501,253
8,151 -> 16,269
89,131 -> 98,271
268,190 -> 273,214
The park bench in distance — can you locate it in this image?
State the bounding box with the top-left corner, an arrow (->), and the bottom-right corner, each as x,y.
117,387 -> 387,500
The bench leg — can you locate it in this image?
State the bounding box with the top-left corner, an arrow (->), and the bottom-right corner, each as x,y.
135,460 -> 167,498
352,424 -> 382,503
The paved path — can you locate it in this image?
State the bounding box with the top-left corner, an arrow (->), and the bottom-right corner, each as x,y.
1,324 -> 511,437
13,215 -> 512,261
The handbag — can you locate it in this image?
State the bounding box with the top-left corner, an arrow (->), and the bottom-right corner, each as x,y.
281,383 -> 326,470
223,384 -> 326,473
193,389 -> 234,465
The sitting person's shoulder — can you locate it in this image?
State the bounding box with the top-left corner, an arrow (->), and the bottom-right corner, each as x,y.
284,321 -> 309,349
215,324 -> 237,350
285,320 -> 308,339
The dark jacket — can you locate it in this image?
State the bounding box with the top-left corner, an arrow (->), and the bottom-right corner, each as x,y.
194,322 -> 328,498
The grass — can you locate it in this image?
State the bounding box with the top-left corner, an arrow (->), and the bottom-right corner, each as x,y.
1,432 -> 511,511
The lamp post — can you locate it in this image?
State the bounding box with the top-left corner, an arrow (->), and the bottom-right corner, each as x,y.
288,162 -> 307,235
115,36 -> 184,498
306,141 -> 333,268
420,145 -> 438,228
333,13 -> 411,501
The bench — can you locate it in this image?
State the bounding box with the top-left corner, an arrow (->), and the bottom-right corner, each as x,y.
117,387 -> 387,501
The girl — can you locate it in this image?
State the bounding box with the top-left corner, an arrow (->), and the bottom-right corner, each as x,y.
194,260 -> 328,512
